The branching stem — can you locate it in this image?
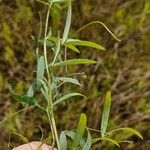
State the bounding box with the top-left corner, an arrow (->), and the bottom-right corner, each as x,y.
43,3 -> 60,150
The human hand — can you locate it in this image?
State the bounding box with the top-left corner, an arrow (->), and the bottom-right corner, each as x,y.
13,141 -> 56,150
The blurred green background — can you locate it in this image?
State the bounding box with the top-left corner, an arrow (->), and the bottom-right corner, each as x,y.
0,0 -> 150,149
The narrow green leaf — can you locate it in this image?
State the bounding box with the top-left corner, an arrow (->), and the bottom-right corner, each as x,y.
72,113 -> 87,149
65,39 -> 105,50
39,79 -> 49,101
53,93 -> 84,106
48,36 -> 105,51
101,91 -> 111,137
48,37 -> 57,43
38,79 -> 49,93
37,56 -> 45,80
8,85 -> 45,112
8,85 -> 21,100
111,127 -> 143,140
54,59 -> 96,67
37,56 -> 45,89
51,77 -> 59,91
60,131 -> 67,150
65,130 -> 75,139
101,137 -> 120,147
16,95 -> 35,105
52,37 -> 61,66
41,88 -> 48,101
48,37 -> 105,51
59,77 -> 81,85
65,44 -> 80,53
65,130 -> 85,147
8,85 -> 35,105
38,40 -> 54,47
52,0 -> 66,3
27,84 -> 34,97
82,130 -> 92,150
62,0 -> 71,43
27,81 -> 37,97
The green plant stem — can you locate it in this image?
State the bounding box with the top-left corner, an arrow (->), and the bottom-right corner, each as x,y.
88,127 -> 101,133
44,5 -> 51,84
43,3 -> 60,150
64,46 -> 68,73
47,111 -> 55,148
74,21 -> 121,42
51,115 -> 60,148
0,106 -> 33,127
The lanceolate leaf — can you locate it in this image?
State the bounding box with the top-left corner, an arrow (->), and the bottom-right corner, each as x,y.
38,40 -> 54,47
48,37 -> 57,43
52,0 -> 66,3
101,91 -> 112,137
111,127 -> 143,139
37,56 -> 45,89
54,59 -> 96,67
53,93 -> 84,106
52,37 -> 61,66
65,130 -> 85,147
48,37 -> 105,51
39,79 -> 49,101
37,56 -> 45,80
8,85 -> 46,112
65,39 -> 105,51
65,130 -> 75,139
48,37 -> 80,53
82,130 -> 92,150
59,77 -> 81,85
27,83 -> 34,97
27,56 -> 45,97
72,113 -> 87,150
8,85 -> 35,106
93,137 -> 120,147
27,81 -> 37,97
41,88 -> 49,101
60,131 -> 67,150
65,44 -> 80,53
62,0 -> 72,43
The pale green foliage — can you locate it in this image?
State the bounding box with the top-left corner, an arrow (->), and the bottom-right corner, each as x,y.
101,91 -> 111,137
6,0 -> 143,149
62,0 -> 71,44
60,131 -> 67,150
53,93 -> 84,106
72,113 -> 87,149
